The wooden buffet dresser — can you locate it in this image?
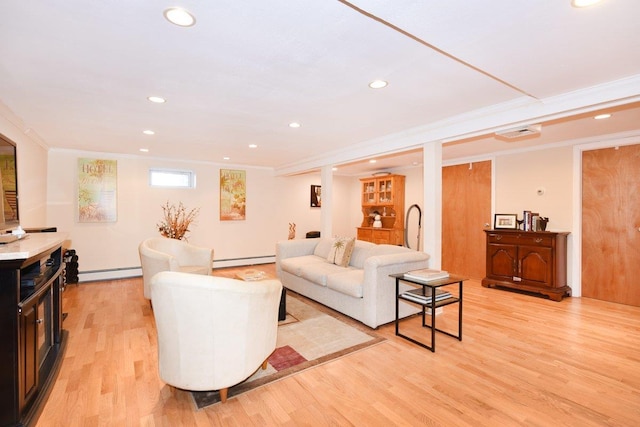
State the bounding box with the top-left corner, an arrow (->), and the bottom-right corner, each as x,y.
357,174 -> 405,245
481,229 -> 571,301
0,233 -> 67,427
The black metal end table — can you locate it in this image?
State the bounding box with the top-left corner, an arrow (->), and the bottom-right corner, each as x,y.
391,273 -> 465,352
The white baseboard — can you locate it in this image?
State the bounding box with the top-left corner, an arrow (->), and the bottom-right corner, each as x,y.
79,267 -> 142,283
77,256 -> 276,283
212,256 -> 275,269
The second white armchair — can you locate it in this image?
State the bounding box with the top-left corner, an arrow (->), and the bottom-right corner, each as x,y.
139,237 -> 213,300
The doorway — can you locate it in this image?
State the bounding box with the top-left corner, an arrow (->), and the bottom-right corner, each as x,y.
442,161 -> 492,280
582,143 -> 640,306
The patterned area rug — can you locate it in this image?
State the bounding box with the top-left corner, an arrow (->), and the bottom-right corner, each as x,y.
191,293 -> 385,409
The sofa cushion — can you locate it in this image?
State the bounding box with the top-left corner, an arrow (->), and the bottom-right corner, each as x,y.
326,270 -> 364,298
327,237 -> 355,267
299,261 -> 351,287
280,255 -> 326,277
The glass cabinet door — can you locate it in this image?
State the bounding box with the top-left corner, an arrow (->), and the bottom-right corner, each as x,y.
362,180 -> 376,205
378,178 -> 393,203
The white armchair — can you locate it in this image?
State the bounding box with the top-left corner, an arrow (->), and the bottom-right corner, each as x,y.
139,237 -> 213,300
150,271 -> 283,402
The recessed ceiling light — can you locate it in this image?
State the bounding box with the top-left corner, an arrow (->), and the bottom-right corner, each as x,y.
369,80 -> 388,89
249,144 -> 258,148
223,156 -> 230,160
289,122 -> 301,128
143,130 -> 155,135
147,96 -> 166,104
369,159 -> 377,164
163,7 -> 196,27
571,0 -> 602,7
332,167 -> 338,171
139,148 -> 149,153
594,113 -> 611,120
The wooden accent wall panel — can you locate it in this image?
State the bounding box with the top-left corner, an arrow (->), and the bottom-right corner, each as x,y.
582,144 -> 640,306
442,161 -> 491,280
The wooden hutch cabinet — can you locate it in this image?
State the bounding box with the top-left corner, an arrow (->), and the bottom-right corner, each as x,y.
481,229 -> 571,301
357,174 -> 405,245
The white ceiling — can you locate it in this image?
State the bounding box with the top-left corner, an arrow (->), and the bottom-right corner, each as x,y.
1,0 -> 639,176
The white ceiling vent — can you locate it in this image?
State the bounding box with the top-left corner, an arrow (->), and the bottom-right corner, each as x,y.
495,124 -> 542,139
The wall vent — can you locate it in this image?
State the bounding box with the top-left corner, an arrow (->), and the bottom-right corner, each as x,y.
495,123 -> 542,139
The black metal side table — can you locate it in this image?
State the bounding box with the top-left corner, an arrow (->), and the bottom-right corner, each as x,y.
391,273 -> 465,352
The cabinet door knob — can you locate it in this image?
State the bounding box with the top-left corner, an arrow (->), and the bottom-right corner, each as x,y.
36,318 -> 43,324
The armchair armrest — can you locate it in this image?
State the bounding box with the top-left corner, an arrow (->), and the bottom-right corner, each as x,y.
174,243 -> 213,271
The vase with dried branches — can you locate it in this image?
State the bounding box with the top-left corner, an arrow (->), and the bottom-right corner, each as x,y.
157,201 -> 200,240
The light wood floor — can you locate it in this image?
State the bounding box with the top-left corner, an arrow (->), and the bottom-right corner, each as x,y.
37,265 -> 640,426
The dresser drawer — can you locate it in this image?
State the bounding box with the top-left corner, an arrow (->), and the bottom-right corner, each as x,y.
372,229 -> 391,244
487,232 -> 553,247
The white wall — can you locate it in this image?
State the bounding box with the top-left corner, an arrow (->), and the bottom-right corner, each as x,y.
331,174 -> 358,238
0,108 -> 48,227
494,146 -> 573,232
46,149 -> 325,275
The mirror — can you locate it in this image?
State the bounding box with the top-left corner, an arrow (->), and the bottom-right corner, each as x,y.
0,133 -> 18,230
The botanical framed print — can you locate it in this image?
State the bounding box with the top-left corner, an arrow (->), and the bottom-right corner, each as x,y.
494,213 -> 518,229
77,158 -> 117,222
310,185 -> 321,207
220,169 -> 246,220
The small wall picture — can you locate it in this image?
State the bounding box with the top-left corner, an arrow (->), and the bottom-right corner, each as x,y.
310,185 -> 321,207
494,213 -> 518,229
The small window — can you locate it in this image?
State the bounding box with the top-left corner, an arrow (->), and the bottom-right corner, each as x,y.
149,169 -> 196,188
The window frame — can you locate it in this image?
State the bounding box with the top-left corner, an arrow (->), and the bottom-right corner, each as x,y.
148,168 -> 196,188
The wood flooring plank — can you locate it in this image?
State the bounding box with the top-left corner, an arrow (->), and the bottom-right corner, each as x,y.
35,264 -> 640,426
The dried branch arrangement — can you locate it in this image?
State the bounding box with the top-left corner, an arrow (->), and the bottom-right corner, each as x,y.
157,201 -> 200,240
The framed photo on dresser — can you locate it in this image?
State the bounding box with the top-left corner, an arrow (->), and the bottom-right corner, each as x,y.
494,213 -> 518,229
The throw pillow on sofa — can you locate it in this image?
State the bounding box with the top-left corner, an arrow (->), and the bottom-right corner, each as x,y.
327,237 -> 355,267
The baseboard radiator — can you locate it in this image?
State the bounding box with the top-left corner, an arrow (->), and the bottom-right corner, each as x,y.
78,255 -> 276,283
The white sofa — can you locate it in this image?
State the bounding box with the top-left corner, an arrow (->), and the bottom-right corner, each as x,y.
276,238 -> 431,328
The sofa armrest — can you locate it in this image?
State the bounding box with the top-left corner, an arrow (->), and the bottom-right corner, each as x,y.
360,251 -> 431,327
363,252 -> 432,289
364,252 -> 430,269
276,239 -> 319,260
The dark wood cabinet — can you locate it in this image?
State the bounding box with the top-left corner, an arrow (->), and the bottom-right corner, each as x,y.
481,230 -> 571,301
0,233 -> 67,427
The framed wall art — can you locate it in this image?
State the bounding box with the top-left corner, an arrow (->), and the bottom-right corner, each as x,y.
77,158 -> 117,223
220,169 -> 246,220
310,185 -> 321,207
494,213 -> 518,229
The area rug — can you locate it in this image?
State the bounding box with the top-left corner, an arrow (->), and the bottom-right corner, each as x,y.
191,293 -> 385,409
